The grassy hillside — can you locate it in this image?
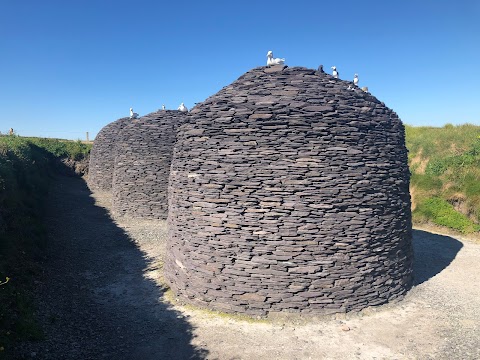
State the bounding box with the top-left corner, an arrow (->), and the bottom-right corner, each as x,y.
0,136 -> 91,356
406,124 -> 480,234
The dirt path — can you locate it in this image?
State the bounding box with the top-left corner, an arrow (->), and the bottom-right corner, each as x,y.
15,176 -> 480,359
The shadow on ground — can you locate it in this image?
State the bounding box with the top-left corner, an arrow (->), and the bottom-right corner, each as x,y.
15,175 -> 466,359
14,176 -> 208,359
412,229 -> 463,286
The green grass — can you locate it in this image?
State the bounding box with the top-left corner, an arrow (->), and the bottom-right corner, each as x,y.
406,124 -> 480,234
414,197 -> 480,234
0,135 -> 90,356
405,123 -> 480,160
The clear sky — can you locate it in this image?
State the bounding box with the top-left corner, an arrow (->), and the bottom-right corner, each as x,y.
1,0 -> 479,140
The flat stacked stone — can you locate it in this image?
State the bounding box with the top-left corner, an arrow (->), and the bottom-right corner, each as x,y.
112,110 -> 187,219
88,117 -> 130,191
165,66 -> 413,316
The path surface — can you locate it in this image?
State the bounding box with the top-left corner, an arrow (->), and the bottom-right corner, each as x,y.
15,176 -> 480,359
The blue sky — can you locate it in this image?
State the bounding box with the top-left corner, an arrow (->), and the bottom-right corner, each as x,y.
1,0 -> 479,140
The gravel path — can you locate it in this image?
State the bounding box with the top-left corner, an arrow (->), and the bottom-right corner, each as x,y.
14,176 -> 480,359
14,176 -> 207,359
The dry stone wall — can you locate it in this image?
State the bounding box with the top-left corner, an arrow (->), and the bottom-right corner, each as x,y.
112,110 -> 187,219
88,117 -> 130,191
165,66 -> 413,316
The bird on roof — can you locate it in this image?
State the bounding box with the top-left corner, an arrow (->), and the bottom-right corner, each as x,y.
331,66 -> 339,79
162,104 -> 166,110
130,108 -> 139,119
361,86 -> 369,93
353,74 -> 359,86
178,103 -> 188,112
266,51 -> 285,66
317,65 -> 325,73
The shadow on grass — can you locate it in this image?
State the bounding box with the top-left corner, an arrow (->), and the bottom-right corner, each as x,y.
13,176 -> 208,359
412,229 -> 463,286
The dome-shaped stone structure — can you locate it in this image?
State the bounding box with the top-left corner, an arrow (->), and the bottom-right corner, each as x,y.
165,66 -> 413,316
112,110 -> 188,219
88,117 -> 130,191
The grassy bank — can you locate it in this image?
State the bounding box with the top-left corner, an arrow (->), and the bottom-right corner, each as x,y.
406,124 -> 480,234
0,136 -> 91,356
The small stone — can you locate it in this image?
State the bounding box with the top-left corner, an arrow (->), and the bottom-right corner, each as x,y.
249,113 -> 273,120
264,65 -> 286,73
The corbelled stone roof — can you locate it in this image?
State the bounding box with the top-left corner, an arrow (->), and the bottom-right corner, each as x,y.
165,66 -> 413,315
88,117 -> 130,191
112,110 -> 188,219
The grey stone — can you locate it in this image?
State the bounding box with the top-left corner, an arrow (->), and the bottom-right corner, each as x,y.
162,66 -> 412,315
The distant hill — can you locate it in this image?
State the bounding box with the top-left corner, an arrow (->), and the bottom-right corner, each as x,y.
406,124 -> 480,234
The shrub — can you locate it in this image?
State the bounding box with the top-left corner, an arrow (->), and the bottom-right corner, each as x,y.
26,138 -> 91,161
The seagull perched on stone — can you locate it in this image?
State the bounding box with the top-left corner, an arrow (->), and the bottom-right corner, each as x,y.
129,107 -> 139,119
162,104 -> 166,110
178,103 -> 188,112
353,74 -> 359,86
266,50 -> 285,66
361,86 -> 369,93
331,66 -> 339,79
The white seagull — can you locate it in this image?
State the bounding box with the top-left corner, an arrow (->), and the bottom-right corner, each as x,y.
353,74 -> 359,86
331,66 -> 339,79
266,50 -> 285,66
178,103 -> 188,112
129,107 -> 139,119
162,104 -> 166,110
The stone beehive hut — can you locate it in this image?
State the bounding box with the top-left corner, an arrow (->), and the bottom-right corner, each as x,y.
88,117 -> 130,191
165,66 -> 413,316
112,110 -> 187,219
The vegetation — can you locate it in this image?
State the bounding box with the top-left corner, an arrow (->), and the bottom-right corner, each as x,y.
1,125 -> 480,354
406,124 -> 480,234
0,135 -> 91,356
25,137 -> 91,161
